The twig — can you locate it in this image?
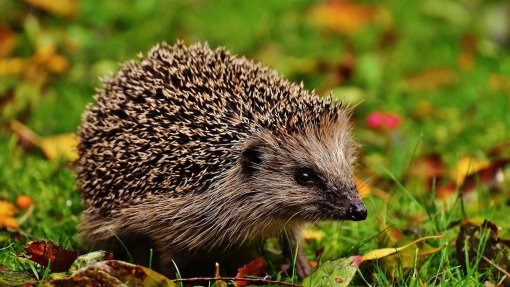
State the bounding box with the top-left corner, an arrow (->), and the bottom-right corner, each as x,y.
18,205 -> 34,225
173,276 -> 302,287
0,243 -> 14,251
482,255 -> 510,278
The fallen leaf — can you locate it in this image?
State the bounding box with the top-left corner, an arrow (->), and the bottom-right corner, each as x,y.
456,220 -> 510,285
0,200 -> 19,230
302,256 -> 361,287
0,58 -> 28,76
235,256 -> 267,287
450,157 -> 490,185
380,242 -> 446,279
302,228 -> 326,241
69,251 -> 114,273
0,265 -> 39,286
39,133 -> 78,161
0,201 -> 16,218
44,260 -> 176,287
25,241 -> 79,272
361,235 -> 444,262
10,120 -> 78,161
437,158 -> 509,199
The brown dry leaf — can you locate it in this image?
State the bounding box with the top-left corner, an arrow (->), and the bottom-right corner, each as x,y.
456,220 -> 510,285
45,260 -> 176,287
0,25 -> 17,57
25,0 -> 77,17
26,241 -> 79,272
235,257 -> 267,287
307,0 -> 375,35
405,67 -> 457,91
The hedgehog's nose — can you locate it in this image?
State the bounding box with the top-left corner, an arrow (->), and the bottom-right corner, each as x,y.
348,202 -> 367,221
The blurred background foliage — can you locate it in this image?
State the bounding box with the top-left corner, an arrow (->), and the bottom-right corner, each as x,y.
1,0 -> 510,282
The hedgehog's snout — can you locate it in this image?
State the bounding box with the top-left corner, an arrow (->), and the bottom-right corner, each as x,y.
347,201 -> 367,221
345,185 -> 367,221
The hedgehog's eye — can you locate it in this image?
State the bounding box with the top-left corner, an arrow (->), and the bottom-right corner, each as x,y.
294,167 -> 319,186
240,146 -> 262,176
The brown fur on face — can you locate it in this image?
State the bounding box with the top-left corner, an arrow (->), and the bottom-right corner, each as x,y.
76,42 -> 366,277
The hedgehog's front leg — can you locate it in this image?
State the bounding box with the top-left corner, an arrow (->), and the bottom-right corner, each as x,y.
279,226 -> 311,279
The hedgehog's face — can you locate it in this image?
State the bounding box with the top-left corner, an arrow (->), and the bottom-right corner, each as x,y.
239,124 -> 367,223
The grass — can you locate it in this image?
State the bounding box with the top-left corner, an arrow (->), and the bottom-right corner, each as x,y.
1,0 -> 510,285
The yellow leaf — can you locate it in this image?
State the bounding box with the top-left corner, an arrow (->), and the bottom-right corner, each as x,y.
0,58 -> 28,76
0,200 -> 16,218
10,121 -> 78,161
302,228 -> 325,241
361,235 -> 444,262
1,217 -> 19,229
25,0 -> 77,17
0,200 -> 19,230
450,157 -> 489,184
39,133 -> 78,161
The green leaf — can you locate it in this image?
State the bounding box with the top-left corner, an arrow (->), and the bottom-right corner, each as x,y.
68,250 -> 112,273
0,265 -> 39,286
302,256 -> 361,287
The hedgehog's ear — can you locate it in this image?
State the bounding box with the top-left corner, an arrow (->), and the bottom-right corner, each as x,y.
240,141 -> 264,176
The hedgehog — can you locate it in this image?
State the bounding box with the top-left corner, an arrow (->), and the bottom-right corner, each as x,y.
76,42 -> 367,278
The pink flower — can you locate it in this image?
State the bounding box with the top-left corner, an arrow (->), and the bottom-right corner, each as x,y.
366,111 -> 385,129
365,111 -> 402,130
384,113 -> 402,129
